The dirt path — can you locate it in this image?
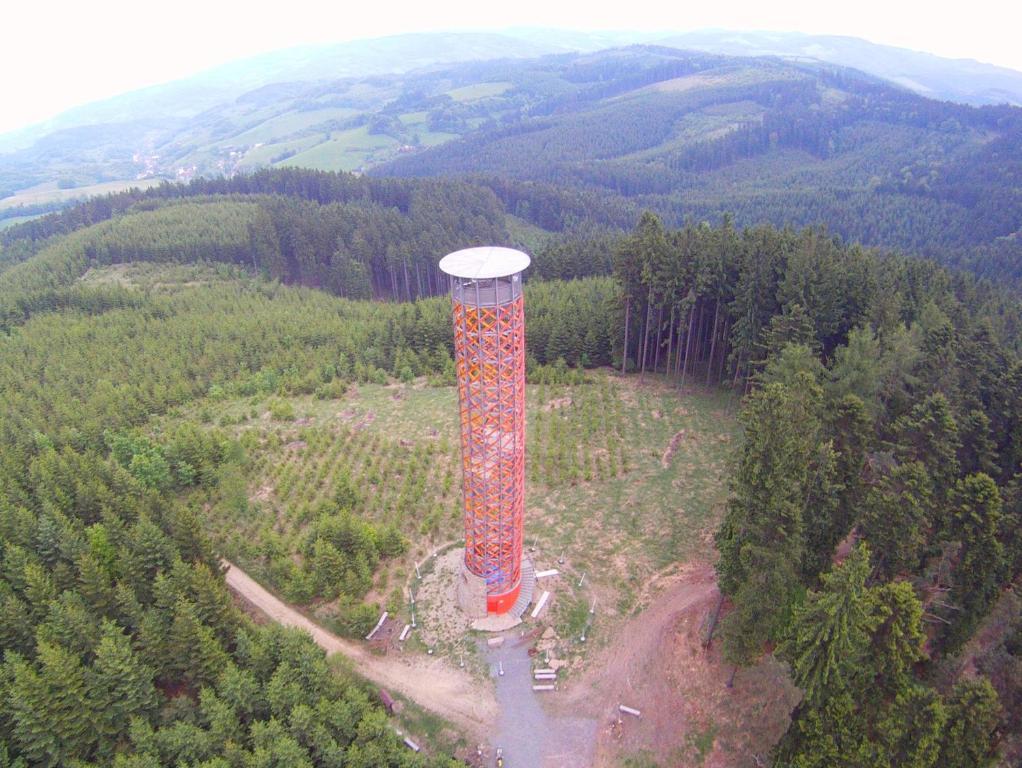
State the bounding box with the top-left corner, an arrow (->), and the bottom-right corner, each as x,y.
222,560 -> 497,739
563,563 -> 717,712
556,561 -> 798,767
559,563 -> 721,765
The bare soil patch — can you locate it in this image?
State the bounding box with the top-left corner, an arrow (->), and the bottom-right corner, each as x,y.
249,484 -> 275,504
662,429 -> 687,467
414,548 -> 476,647
543,396 -> 574,412
558,564 -> 799,767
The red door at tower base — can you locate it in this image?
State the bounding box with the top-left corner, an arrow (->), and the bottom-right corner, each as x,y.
487,581 -> 521,614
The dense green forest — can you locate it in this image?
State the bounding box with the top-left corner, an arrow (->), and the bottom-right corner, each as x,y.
0,237 -> 617,763
3,162 -> 1022,764
590,211 -> 1022,764
606,214 -> 1021,765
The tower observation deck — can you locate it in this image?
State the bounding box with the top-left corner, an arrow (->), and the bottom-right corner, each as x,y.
439,247 -> 530,615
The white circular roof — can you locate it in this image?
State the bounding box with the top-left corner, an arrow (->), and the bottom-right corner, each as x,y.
438,246 -> 530,279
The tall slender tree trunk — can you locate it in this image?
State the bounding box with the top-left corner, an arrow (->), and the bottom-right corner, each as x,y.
621,300 -> 631,374
694,301 -> 706,368
403,260 -> 412,301
653,304 -> 664,375
665,305 -> 676,380
681,299 -> 697,389
415,262 -> 424,299
675,311 -> 685,378
640,286 -> 654,380
706,298 -> 721,386
705,592 -> 725,646
732,353 -> 744,388
716,316 -> 730,384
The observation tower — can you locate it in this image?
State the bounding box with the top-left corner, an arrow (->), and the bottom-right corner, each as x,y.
440,247 -> 530,615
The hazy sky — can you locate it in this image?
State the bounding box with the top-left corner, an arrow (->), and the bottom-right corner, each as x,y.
4,0 -> 1021,135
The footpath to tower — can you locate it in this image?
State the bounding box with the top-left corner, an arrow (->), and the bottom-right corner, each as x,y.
222,559 -> 498,738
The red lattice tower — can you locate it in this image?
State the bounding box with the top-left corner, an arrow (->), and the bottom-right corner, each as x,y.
440,247 -> 530,614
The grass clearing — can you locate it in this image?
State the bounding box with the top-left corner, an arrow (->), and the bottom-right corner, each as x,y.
0,213 -> 42,230
189,368 -> 736,661
0,178 -> 161,210
445,82 -> 512,101
81,261 -> 257,291
217,107 -> 360,147
278,126 -> 399,171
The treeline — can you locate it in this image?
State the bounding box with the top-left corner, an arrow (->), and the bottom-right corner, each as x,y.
612,213 -> 1022,387
0,251 -> 623,763
0,193 -> 506,328
0,169 -> 642,311
611,208 -> 1022,761
0,167 -> 625,253
0,340 -> 457,765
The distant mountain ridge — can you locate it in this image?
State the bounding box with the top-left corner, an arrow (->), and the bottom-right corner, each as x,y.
1,28 -> 1020,266
653,29 -> 1022,106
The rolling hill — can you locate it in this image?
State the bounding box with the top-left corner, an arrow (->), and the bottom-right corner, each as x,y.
1,34 -> 1021,275
653,29 -> 1022,106
375,46 -> 1022,257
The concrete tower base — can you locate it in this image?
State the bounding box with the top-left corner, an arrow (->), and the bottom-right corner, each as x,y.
456,554 -> 536,632
456,560 -> 489,619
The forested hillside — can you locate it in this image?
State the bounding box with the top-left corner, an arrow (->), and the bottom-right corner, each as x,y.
376,47 -> 1022,275
3,161 -> 1022,763
607,213 -> 1022,764
0,231 -> 622,762
5,43 -> 1022,291
0,290 -> 473,764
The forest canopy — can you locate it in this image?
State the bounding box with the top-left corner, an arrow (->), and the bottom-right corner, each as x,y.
2,164 -> 1022,764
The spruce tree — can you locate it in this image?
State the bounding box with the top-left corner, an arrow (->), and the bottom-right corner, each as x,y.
779,545 -> 876,705
89,621 -> 159,753
5,642 -> 95,766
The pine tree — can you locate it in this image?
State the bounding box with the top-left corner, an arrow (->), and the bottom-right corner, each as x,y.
866,581 -> 926,696
939,678 -> 1001,768
875,684 -> 947,768
5,642 -> 95,766
89,621 -> 159,753
715,376 -> 820,599
860,461 -> 933,579
76,551 -> 115,616
779,545 -> 876,705
893,392 -> 962,515
827,326 -> 885,415
21,563 -> 56,623
802,395 -> 871,582
0,592 -> 33,655
166,599 -> 230,689
947,473 -> 1005,648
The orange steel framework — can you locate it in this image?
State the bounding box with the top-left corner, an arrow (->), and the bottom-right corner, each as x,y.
449,270 -> 527,614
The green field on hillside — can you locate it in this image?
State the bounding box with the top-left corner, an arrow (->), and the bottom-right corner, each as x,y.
217,107 -> 361,147
278,126 -> 400,171
445,81 -> 512,101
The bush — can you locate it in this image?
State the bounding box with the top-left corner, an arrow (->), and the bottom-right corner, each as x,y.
334,601 -> 380,638
315,380 -> 348,400
268,400 -> 295,421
